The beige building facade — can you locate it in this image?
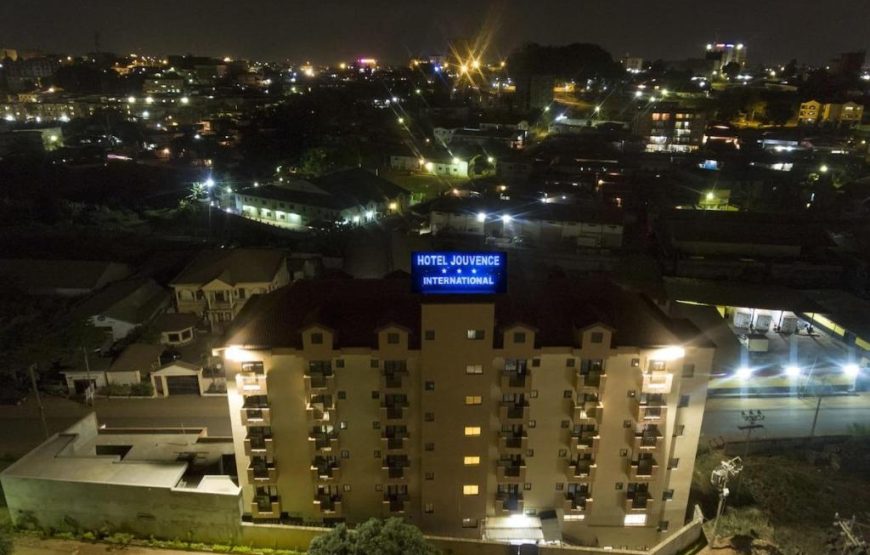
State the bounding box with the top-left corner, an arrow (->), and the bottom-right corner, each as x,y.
220,278 -> 714,550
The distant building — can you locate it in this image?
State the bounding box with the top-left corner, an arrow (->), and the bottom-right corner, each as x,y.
830,51 -> 866,77
0,414 -> 241,543
514,74 -> 554,111
143,72 -> 186,95
621,56 -> 644,73
0,259 -> 132,296
704,42 -> 746,74
798,100 -> 864,126
153,312 -> 200,347
635,103 -> 706,153
170,249 -> 290,331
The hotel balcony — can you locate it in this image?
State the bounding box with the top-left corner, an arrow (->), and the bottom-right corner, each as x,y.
563,494 -> 593,515
250,496 -> 281,520
313,494 -> 342,516
380,373 -> 405,390
498,401 -> 530,422
500,372 -> 531,392
575,372 -> 607,394
572,401 -> 603,425
310,458 -> 341,482
628,459 -> 659,481
381,433 -> 410,451
304,373 -> 335,393
641,371 -> 673,394
498,431 -> 528,452
496,492 -> 524,514
244,436 -> 274,458
625,494 -> 654,513
380,400 -> 409,422
496,461 -> 526,482
631,397 -> 667,425
568,459 -> 597,482
247,463 -> 278,485
237,373 -> 267,395
570,433 -> 600,454
633,429 -> 664,454
381,456 -> 410,482
382,493 -> 409,514
307,431 -> 340,455
241,407 -> 271,427
306,396 -> 336,423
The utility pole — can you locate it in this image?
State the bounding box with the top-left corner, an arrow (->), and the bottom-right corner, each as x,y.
83,345 -> 94,406
832,513 -> 868,555
710,456 -> 743,547
27,364 -> 49,440
735,410 -> 764,498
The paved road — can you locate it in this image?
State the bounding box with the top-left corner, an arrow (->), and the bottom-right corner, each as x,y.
0,392 -> 867,459
700,394 -> 870,442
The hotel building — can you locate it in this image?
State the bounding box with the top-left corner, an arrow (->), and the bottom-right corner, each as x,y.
219,275 -> 714,549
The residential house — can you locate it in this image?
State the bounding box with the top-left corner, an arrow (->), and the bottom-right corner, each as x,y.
74,278 -> 170,342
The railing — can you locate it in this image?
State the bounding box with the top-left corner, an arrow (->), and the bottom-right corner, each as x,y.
564,494 -> 593,513
499,432 -> 527,451
381,434 -> 409,450
310,462 -> 341,481
641,371 -> 673,394
570,433 -> 599,453
383,497 -> 406,513
499,402 -> 529,421
496,493 -> 524,513
304,373 -> 335,392
576,372 -> 607,392
247,464 -> 278,484
244,436 -> 274,458
313,495 -> 342,514
307,432 -> 339,453
496,462 -> 526,482
237,373 -> 267,394
500,372 -> 531,391
241,407 -> 271,426
569,460 -> 597,481
629,459 -> 658,480
625,494 -> 654,511
251,496 -> 281,519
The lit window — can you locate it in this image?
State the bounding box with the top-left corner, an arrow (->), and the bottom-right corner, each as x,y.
464,426 -> 481,436
466,364 -> 483,375
464,456 -> 480,466
462,484 -> 479,495
467,329 -> 485,340
465,396 -> 482,405
624,514 -> 647,526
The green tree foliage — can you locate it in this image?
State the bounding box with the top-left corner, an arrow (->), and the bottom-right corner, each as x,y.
507,43 -> 623,82
308,518 -> 438,555
0,525 -> 12,555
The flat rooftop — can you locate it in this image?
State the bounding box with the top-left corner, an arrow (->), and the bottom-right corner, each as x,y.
1,414 -> 239,496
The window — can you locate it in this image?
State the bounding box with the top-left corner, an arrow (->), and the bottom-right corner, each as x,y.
181,329 -> 192,340
425,412 -> 435,422
526,449 -> 534,457
311,332 -> 323,345
663,489 -> 674,500
335,359 -> 345,368
674,424 -> 685,436
387,332 -> 400,344
374,450 -> 381,458
623,420 -> 632,428
678,395 -> 690,408
425,330 -> 435,340
424,503 -> 434,514
464,456 -> 480,466
461,518 -> 478,528
465,395 -> 482,405
624,514 -> 646,526
372,421 -> 380,430
370,359 -> 379,368
590,332 -> 604,343
425,381 -> 435,391
556,483 -> 564,491
513,332 -> 526,343
343,484 -> 351,492
619,448 -> 628,457
563,390 -> 573,399
528,420 -> 536,428
425,472 -> 435,480
531,359 -> 541,367
464,426 -> 481,436
631,358 -> 640,367
615,482 -> 624,491
668,458 -> 680,469
560,420 -> 570,429
523,483 -> 532,491
238,288 -> 246,300
338,391 -> 347,400
682,364 -> 695,378
341,450 -> 350,459
462,485 -> 479,495
627,390 -> 637,398
371,391 -> 379,399
339,421 -> 347,430
424,442 -> 434,451
168,333 -> 180,342
659,520 -> 669,532
467,329 -> 485,340
466,364 -> 483,375
566,358 -> 576,367
558,448 -> 567,458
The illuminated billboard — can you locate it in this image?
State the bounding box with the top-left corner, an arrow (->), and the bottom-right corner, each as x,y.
411,252 -> 507,295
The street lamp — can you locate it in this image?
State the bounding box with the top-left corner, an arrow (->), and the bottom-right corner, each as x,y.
736,366 -> 752,381
476,212 -> 486,223
819,164 -> 829,173
710,457 -> 743,546
784,365 -> 801,378
843,363 -> 860,378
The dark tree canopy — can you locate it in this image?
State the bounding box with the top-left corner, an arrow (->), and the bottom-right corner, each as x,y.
507,42 -> 623,81
308,518 -> 438,555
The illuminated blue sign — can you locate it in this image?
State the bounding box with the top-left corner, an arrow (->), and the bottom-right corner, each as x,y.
412,251 -> 507,295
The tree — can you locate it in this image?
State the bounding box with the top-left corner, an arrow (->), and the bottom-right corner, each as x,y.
308,518 -> 438,555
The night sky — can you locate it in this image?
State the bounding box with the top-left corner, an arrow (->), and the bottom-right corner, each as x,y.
1,0 -> 867,66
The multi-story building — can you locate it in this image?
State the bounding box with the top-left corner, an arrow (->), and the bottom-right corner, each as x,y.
218,276 -> 714,549
635,103 -> 706,153
798,100 -> 864,126
170,248 -> 289,331
704,42 -> 746,74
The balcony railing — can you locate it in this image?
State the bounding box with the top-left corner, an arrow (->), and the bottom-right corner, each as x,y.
247,464 -> 278,485
251,496 -> 281,519
237,373 -> 267,395
641,371 -> 673,394
499,401 -> 529,422
573,402 -> 602,424
244,436 -> 274,458
304,373 -> 335,392
499,432 -> 528,452
629,459 -> 659,481
314,494 -> 342,515
570,433 -> 599,453
382,496 -> 407,513
564,494 -> 593,513
625,494 -> 654,512
496,462 -> 526,482
310,462 -> 341,482
633,431 -> 664,453
496,493 -> 524,514
307,431 -> 339,454
380,402 -> 408,421
500,372 -> 531,392
381,433 -> 409,451
241,407 -> 271,426
632,396 -> 667,423
569,460 -> 597,481
575,372 -> 607,393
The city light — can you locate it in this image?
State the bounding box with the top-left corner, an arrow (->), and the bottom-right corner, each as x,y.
842,363 -> 860,378
501,214 -> 512,223
819,164 -> 829,173
736,367 -> 752,381
127,96 -> 136,104
145,96 -> 154,104
784,365 -> 801,378
365,210 -> 374,219
452,157 -> 461,165
180,96 -> 189,104
487,156 -> 495,164
205,178 -> 215,188
476,212 -> 486,223
397,117 -> 404,124
706,191 -> 716,201
635,91 -> 643,98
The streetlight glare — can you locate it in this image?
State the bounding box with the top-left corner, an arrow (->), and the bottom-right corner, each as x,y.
843,363 -> 860,378
205,178 -> 215,188
736,367 -> 752,381
784,365 -> 800,378
476,212 -> 486,223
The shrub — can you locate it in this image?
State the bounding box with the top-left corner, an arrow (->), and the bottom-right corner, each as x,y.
130,381 -> 154,397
